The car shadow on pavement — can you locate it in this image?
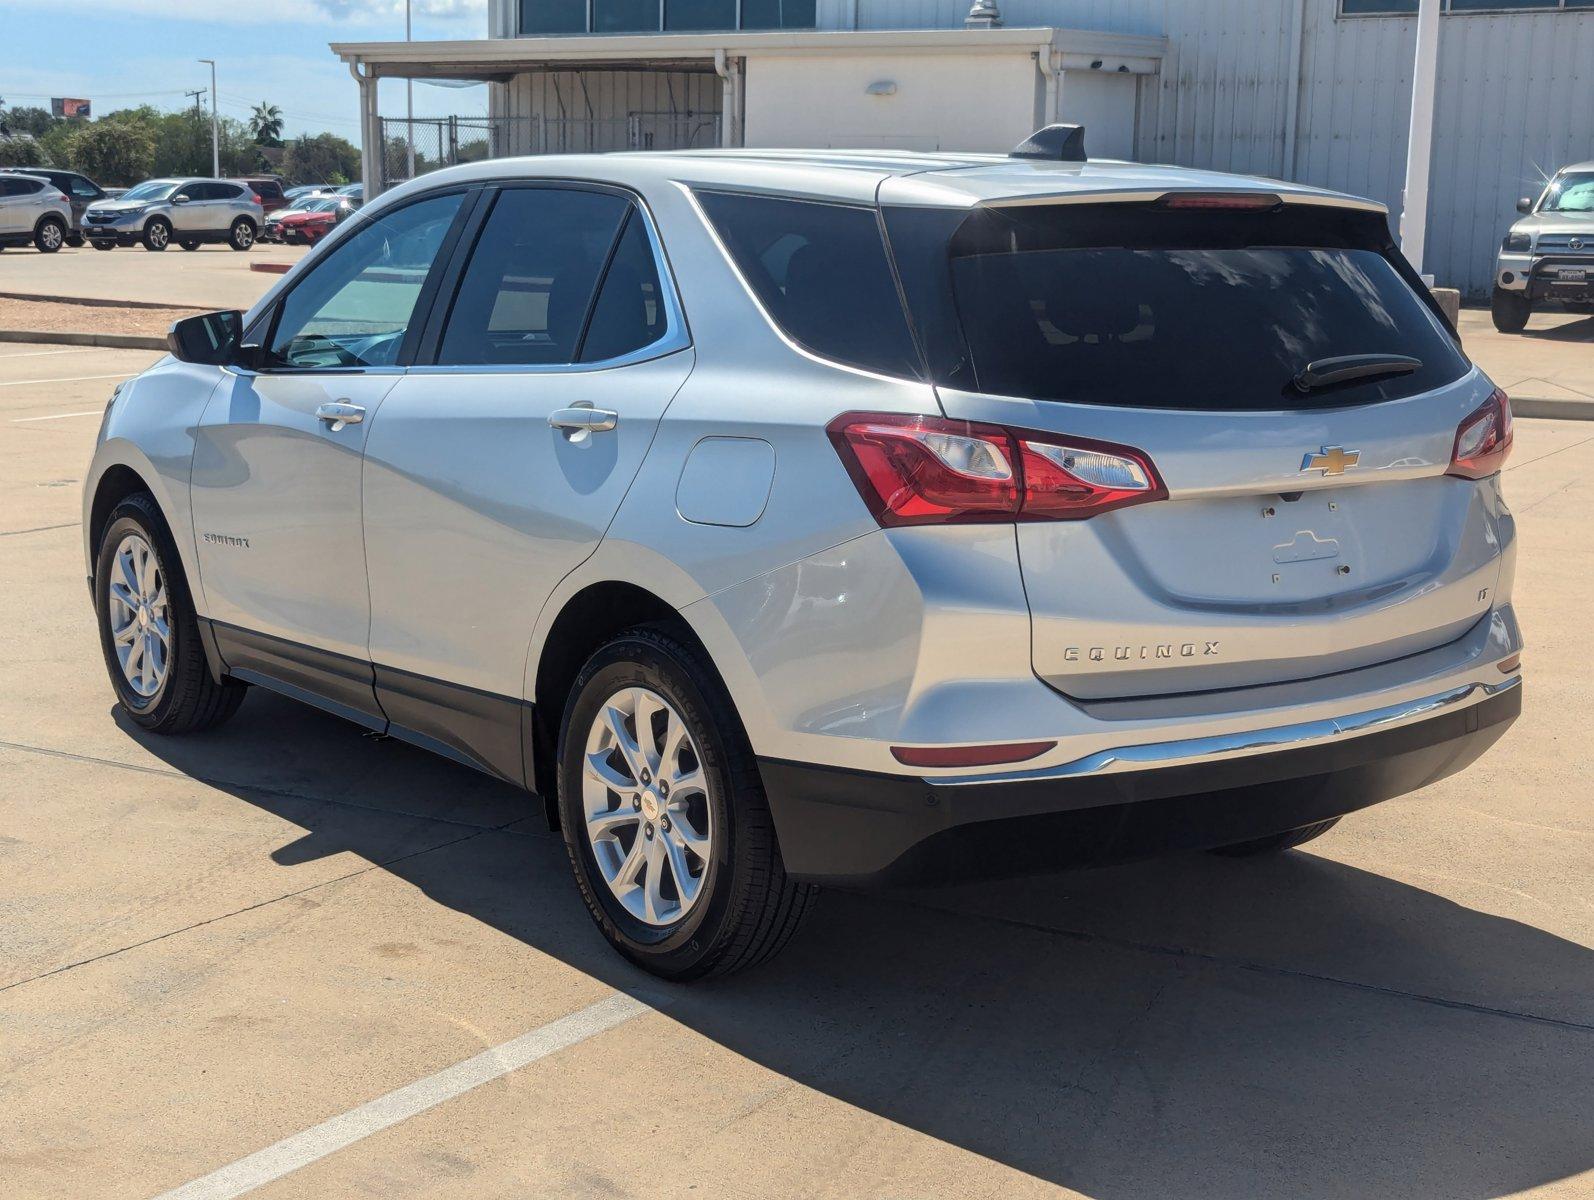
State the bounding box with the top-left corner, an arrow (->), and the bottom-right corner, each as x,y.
1521,314 -> 1594,341
121,693 -> 1594,1199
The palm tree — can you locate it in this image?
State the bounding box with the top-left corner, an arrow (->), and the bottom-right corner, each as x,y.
249,102 -> 283,146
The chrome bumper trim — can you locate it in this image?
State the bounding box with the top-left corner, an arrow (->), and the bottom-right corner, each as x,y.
939,676 -> 1520,788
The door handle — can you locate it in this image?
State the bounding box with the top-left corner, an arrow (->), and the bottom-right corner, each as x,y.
548,407 -> 618,433
316,402 -> 365,432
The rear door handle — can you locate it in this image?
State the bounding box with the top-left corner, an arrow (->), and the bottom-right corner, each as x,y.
548,407 -> 618,433
315,402 -> 365,432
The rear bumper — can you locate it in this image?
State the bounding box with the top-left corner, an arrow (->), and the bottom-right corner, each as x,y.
759,678 -> 1520,887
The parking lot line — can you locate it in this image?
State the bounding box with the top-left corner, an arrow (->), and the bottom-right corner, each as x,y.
0,372 -> 132,390
0,347 -> 101,359
150,992 -> 652,1200
10,410 -> 106,423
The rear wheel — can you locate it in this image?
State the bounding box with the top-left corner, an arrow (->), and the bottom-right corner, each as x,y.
1491,287 -> 1531,333
94,493 -> 247,734
228,218 -> 256,251
66,233 -> 84,248
178,239 -> 200,251
142,218 -> 170,252
1210,817 -> 1342,858
91,240 -> 115,251
558,626 -> 815,980
34,216 -> 66,252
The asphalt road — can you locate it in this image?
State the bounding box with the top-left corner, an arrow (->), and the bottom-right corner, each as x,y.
2,344 -> 1592,1199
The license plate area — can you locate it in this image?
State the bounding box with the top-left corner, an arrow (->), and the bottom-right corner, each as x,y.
1557,268 -> 1587,283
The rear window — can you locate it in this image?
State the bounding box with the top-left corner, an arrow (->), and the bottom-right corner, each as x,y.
885,202 -> 1469,410
696,191 -> 921,378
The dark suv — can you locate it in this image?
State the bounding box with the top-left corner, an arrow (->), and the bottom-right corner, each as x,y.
232,177 -> 288,216
0,167 -> 105,246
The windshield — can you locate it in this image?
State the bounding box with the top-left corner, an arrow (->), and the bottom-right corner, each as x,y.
1541,172 -> 1594,213
120,180 -> 179,202
884,201 -> 1470,411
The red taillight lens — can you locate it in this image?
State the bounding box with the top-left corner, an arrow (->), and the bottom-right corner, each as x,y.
1158,191 -> 1283,211
827,413 -> 1166,527
1447,388 -> 1513,480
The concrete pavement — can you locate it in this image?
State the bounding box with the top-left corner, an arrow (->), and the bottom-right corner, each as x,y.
1,344 -> 1591,1199
1459,308 -> 1594,415
0,242 -> 307,311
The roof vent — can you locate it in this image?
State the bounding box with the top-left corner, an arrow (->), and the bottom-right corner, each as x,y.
1009,124 -> 1086,163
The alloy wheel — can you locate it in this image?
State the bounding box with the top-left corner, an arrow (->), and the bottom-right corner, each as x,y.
40,222 -> 63,250
582,686 -> 714,927
106,533 -> 171,700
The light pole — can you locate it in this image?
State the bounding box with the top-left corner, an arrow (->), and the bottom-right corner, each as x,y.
405,0 -> 416,180
198,59 -> 219,177
1400,0 -> 1440,279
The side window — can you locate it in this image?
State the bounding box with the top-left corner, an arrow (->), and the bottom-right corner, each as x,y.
268,191 -> 464,370
695,190 -> 921,378
0,180 -> 16,197
72,178 -> 100,198
579,210 -> 669,362
436,187 -> 630,367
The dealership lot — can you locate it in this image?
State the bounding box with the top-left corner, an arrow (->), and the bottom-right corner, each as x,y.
2,343 -> 1593,1198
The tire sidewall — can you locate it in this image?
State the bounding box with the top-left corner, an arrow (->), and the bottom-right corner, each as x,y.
143,218 -> 170,251
94,499 -> 191,727
229,219 -> 255,250
558,634 -> 741,976
36,218 -> 65,252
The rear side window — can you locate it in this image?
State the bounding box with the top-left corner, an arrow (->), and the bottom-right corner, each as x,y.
696,191 -> 920,378
886,202 -> 1469,410
6,178 -> 43,195
436,187 -> 631,366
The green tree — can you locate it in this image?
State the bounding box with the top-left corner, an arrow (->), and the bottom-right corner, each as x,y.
249,102 -> 284,146
1,104 -> 58,139
65,120 -> 155,186
0,136 -> 50,168
282,132 -> 360,186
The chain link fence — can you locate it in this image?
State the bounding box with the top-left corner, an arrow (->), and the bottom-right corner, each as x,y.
379,113 -> 721,189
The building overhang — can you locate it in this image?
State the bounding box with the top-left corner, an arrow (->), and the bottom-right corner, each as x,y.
330,27 -> 1167,81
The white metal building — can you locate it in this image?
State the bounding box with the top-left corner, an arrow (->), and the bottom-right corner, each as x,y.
333,0 -> 1594,296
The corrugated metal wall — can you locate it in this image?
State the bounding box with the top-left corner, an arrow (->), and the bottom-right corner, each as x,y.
492,70 -> 722,154
820,0 -> 1594,296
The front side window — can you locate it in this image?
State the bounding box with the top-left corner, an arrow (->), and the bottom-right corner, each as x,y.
696,191 -> 921,378
121,181 -> 179,202
436,186 -> 666,367
267,191 -> 464,370
1541,172 -> 1594,213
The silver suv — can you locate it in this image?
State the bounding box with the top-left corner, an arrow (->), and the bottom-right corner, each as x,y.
0,173 -> 72,252
1493,161 -> 1594,332
83,136 -> 1523,979
81,177 -> 262,252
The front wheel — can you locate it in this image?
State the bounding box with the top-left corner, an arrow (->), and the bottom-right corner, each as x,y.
142,218 -> 170,251
228,218 -> 256,251
1491,287 -> 1531,333
35,217 -> 66,252
94,493 -> 247,734
558,626 -> 815,980
1210,817 -> 1342,858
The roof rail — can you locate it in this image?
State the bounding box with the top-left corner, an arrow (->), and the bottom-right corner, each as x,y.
1009,124 -> 1086,163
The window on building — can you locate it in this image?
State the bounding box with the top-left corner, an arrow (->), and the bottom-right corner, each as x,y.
1343,0 -> 1589,13
520,0 -> 816,33
696,191 -> 922,378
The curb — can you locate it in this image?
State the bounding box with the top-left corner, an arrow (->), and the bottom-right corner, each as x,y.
0,329 -> 167,351
250,262 -> 293,275
1511,395 -> 1594,421
0,289 -> 205,312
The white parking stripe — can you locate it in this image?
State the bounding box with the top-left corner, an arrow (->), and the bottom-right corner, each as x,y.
0,372 -> 133,389
150,992 -> 651,1200
0,346 -> 100,359
11,410 -> 105,423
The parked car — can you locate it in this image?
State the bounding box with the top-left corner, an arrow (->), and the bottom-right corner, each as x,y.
274,195 -> 360,245
1493,161 -> 1594,332
0,173 -> 72,252
335,182 -> 363,202
284,184 -> 333,201
232,176 -> 289,216
0,166 -> 105,245
84,136 -> 1522,980
82,177 -> 262,252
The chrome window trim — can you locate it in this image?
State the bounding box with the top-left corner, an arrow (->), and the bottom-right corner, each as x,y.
935,675 -> 1521,787
406,178 -> 692,376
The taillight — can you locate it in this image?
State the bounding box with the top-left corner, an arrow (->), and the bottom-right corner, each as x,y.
1447,388 -> 1513,480
827,412 -> 1166,527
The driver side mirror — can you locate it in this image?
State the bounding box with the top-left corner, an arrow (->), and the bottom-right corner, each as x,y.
1516,196 -> 1534,214
168,310 -> 242,365
173,193 -> 191,204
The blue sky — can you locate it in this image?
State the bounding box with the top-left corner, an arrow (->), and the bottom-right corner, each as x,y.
4,0 -> 490,140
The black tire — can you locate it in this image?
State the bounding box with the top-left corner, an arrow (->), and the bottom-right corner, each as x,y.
228,218 -> 256,251
178,239 -> 200,251
1491,287 -> 1531,333
66,233 -> 84,248
94,492 -> 247,735
91,240 -> 115,251
1210,817 -> 1342,858
558,625 -> 816,981
34,216 -> 66,253
142,218 -> 171,252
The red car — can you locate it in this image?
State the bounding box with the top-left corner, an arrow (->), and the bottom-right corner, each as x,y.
276,196 -> 359,245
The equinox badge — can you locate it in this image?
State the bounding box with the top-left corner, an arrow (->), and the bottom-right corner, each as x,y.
1301,446 -> 1361,476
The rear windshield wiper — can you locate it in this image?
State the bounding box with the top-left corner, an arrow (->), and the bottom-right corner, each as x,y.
1292,353 -> 1422,393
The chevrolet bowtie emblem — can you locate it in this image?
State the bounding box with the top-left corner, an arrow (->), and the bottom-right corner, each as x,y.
1301,446 -> 1361,476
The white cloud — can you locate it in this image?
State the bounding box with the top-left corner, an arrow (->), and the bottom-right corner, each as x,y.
7,0 -> 484,24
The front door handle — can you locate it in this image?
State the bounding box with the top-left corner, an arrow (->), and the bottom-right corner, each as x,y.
548,407 -> 618,433
316,402 -> 365,432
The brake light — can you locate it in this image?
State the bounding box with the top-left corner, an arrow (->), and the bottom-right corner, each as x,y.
1447,388 -> 1513,480
827,412 -> 1166,526
1158,192 -> 1283,211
